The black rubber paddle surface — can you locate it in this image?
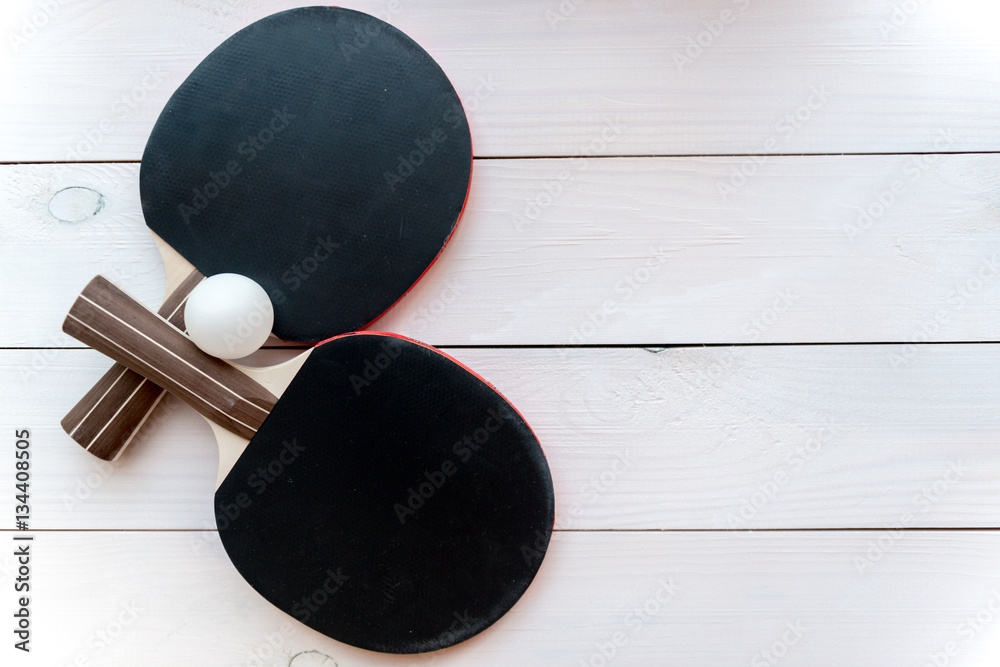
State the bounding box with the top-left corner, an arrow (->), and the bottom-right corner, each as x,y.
215,334 -> 554,653
141,7 -> 472,342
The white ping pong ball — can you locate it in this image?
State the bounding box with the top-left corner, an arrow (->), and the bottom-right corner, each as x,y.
184,273 -> 274,360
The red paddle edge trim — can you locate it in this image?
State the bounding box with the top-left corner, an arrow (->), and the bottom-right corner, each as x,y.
326,3 -> 470,336
313,331 -> 555,534
361,103 -> 474,332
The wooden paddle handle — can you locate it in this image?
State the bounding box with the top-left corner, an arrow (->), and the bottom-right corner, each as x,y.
61,271 -> 205,460
62,276 -> 277,441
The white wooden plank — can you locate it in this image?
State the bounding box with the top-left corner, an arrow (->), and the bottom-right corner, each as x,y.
5,345 -> 1000,531
2,0 -> 999,160
4,530 -> 1000,666
3,157 -> 998,347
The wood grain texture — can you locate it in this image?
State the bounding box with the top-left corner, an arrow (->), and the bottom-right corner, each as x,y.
7,345 -> 1000,531
3,530 -> 1000,666
64,276 -> 275,440
3,1 -> 999,663
3,157 -> 999,347
1,0 -> 998,160
61,269 -> 203,460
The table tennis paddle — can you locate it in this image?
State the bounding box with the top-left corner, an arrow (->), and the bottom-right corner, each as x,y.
62,6 -> 473,460
63,275 -> 553,653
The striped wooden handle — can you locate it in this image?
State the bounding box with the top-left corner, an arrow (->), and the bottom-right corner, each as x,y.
61,270 -> 205,460
62,276 -> 277,441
